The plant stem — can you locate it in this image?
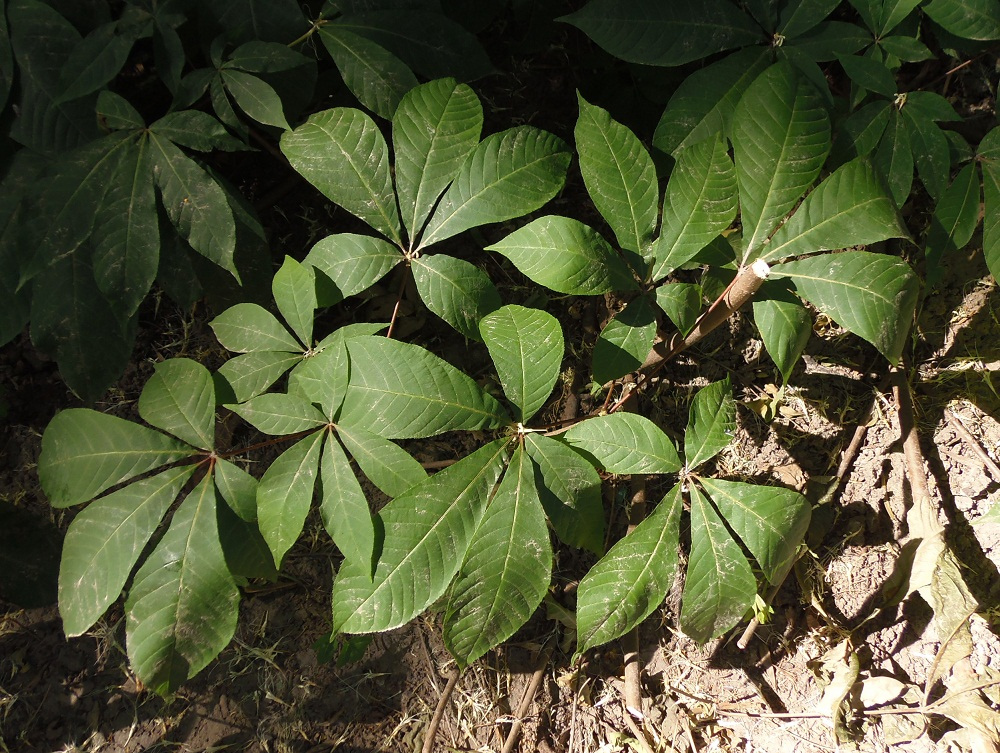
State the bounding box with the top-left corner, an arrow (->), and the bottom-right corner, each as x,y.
422,667 -> 460,753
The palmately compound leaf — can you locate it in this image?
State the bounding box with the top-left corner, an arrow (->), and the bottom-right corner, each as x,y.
732,62 -> 831,261
280,108 -> 402,245
412,254 -> 501,341
680,484 -> 757,642
698,477 -> 810,584
149,133 -> 238,278
684,378 -> 736,470
770,251 -> 919,365
564,413 -> 681,474
419,126 -> 572,248
523,434 -> 604,555
576,482 -> 682,655
332,439 -> 509,634
393,78 -> 483,241
488,216 -> 637,295
272,257 -> 316,348
753,291 -> 812,385
336,425 -> 427,498
479,305 -> 563,423
760,158 -> 908,263
318,25 -> 417,120
39,409 -> 195,508
138,359 -> 216,451
444,445 -> 552,668
653,136 -> 738,280
558,0 -> 759,67
575,93 -> 658,257
320,433 -> 375,575
304,233 -> 401,306
256,431 -> 325,568
58,466 -> 197,637
125,474 -> 240,696
592,294 -> 658,385
340,336 -> 509,438
923,0 -> 1000,41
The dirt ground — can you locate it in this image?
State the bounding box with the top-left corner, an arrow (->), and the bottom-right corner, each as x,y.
3,8 -> 1000,753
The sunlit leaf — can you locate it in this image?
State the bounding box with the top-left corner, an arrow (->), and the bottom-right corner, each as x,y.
684,378 -> 735,470
564,413 -> 681,474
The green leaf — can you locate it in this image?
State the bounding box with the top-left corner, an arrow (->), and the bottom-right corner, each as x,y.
444,445 -> 551,668
779,0 -> 842,37
420,127 -> 572,248
753,293 -> 811,384
320,433 -> 375,573
138,359 -> 216,451
653,136 -> 738,279
684,378 -> 735,470
59,466 -> 196,637
281,108 -> 402,245
558,0 -> 759,66
923,0 -> 1000,40
652,47 -> 771,156
576,483 -> 682,655
878,34 -> 933,61
732,62 -> 831,260
125,475 -> 240,696
340,336 -> 509,438
211,303 -> 302,353
981,128 -> 1000,281
575,93 -> 658,256
57,20 -> 137,103
332,439 -> 509,633
92,136 -> 160,322
761,158 -> 907,263
837,53 -> 897,97
217,351 -> 303,403
592,295 -> 657,385
924,162 -> 981,287
220,69 -> 291,131
698,477 -> 810,583
523,434 -> 604,555
790,21 -> 872,61
902,109 -> 950,200
149,133 -> 238,278
564,413 -> 681,474
228,393 -> 329,435
393,78 -> 483,239
479,305 -> 563,423
655,282 -> 702,336
487,216 -> 636,295
272,257 -> 316,347
680,484 -> 756,642
831,101 -> 890,164
29,250 -> 137,402
876,0 -> 923,34
217,499 -> 278,582
903,91 -> 962,123
304,233 -> 401,306
872,110 -> 913,206
770,251 -> 918,364
336,425 -> 427,498
412,254 -> 501,341
226,40 -> 311,73
97,90 -> 144,130
39,409 -> 193,508
215,458 -> 258,522
257,431 -> 325,568
150,110 -> 248,152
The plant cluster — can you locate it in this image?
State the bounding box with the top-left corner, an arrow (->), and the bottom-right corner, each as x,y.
4,1 -> 999,740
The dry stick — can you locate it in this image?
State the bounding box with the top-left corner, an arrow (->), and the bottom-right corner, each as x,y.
610,260 -> 771,415
947,408 -> 1000,481
500,641 -> 554,753
623,477 -> 647,720
736,389 -> 881,650
422,667 -> 460,753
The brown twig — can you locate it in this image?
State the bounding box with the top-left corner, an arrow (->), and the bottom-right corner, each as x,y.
946,407 -> 1000,482
623,476 -> 647,718
500,641 -> 553,753
422,667 -> 460,753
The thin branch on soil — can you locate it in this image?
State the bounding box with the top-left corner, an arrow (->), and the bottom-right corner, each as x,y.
623,477 -> 646,718
737,386 -> 882,649
386,265 -> 412,339
946,407 -> 1000,482
500,640 -> 553,753
422,667 -> 460,753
